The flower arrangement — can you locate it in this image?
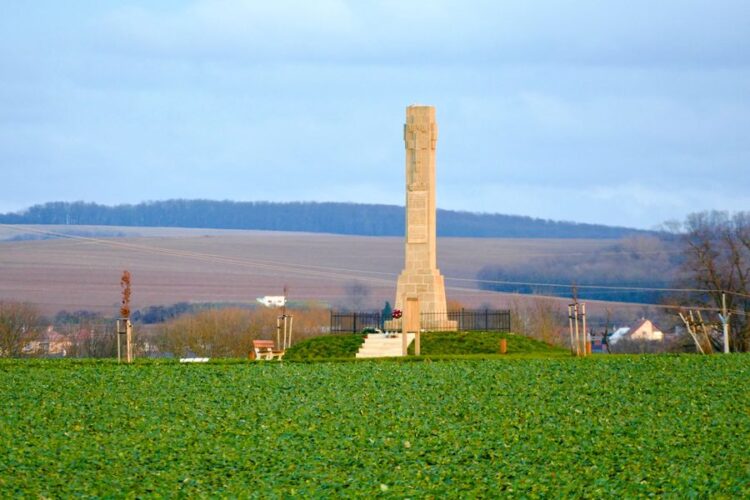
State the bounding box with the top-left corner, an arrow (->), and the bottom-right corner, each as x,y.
392,309 -> 402,319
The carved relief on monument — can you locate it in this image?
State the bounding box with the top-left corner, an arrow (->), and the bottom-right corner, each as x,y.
404,119 -> 438,191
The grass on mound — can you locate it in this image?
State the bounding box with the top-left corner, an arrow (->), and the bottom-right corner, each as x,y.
408,330 -> 566,356
283,333 -> 365,360
284,331 -> 565,360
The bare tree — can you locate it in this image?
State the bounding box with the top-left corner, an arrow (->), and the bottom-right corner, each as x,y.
157,307 -> 331,357
63,320 -> 117,358
159,308 -> 260,358
0,302 -> 41,357
681,211 -> 750,351
343,281 -> 372,311
508,296 -> 566,346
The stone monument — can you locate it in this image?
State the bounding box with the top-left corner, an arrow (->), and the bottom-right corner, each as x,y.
394,105 -> 454,330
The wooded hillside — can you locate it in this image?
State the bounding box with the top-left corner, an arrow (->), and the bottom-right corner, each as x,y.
477,236 -> 681,303
0,200 -> 650,239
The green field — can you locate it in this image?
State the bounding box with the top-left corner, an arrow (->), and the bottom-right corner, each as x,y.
1,356 -> 749,497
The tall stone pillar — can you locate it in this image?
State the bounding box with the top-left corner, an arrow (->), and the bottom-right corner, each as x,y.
394,105 -> 450,324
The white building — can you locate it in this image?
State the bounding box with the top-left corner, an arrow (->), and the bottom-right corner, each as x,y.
256,296 -> 286,308
609,319 -> 664,344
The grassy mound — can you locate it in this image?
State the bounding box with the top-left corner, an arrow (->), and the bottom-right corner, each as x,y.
283,334 -> 365,360
284,331 -> 565,360
408,331 -> 566,356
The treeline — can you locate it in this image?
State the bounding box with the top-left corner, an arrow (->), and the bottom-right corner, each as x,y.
0,200 -> 648,239
477,236 -> 682,303
55,303 -> 249,325
2,302 -> 330,359
55,301 -> 322,325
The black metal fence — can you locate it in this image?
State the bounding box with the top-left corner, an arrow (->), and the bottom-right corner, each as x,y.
450,309 -> 511,332
329,312 -> 385,333
330,309 -> 511,333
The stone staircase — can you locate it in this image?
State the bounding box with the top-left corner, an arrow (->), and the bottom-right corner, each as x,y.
355,333 -> 415,358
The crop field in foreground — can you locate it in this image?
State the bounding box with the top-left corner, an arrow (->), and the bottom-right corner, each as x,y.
1,356 -> 749,497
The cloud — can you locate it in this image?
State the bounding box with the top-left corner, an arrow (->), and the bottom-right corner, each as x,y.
1,1 -> 749,228
439,180 -> 750,229
101,0 -> 358,61
97,0 -> 750,67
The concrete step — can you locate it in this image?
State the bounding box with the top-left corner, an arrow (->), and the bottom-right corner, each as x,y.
356,333 -> 414,358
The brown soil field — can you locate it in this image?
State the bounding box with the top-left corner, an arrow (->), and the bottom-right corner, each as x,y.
0,225 -> 651,317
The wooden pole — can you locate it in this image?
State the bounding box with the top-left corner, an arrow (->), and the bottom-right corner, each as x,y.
581,303 -> 588,356
126,320 -> 133,363
282,316 -> 290,350
573,303 -> 581,356
403,297 -> 420,356
721,292 -> 730,354
287,316 -> 294,349
568,305 -> 575,355
696,311 -> 714,354
276,316 -> 284,349
679,312 -> 705,354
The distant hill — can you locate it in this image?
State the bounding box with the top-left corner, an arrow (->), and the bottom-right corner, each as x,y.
0,200 -> 651,239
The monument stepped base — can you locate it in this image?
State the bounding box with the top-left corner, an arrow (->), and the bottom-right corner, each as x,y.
383,318 -> 458,332
355,333 -> 415,358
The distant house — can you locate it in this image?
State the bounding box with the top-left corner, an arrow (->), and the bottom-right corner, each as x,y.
629,319 -> 664,341
257,296 -> 286,308
23,326 -> 71,356
609,319 -> 664,345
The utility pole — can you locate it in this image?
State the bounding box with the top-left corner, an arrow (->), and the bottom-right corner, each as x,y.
567,304 -> 575,355
718,292 -> 731,354
603,308 -> 612,354
569,285 -> 580,356
581,302 -> 589,356
678,310 -> 707,355
276,285 -> 293,350
568,285 -> 588,356
573,302 -> 581,356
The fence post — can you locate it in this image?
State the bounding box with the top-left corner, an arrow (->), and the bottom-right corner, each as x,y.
507,310 -> 511,332
485,309 -> 489,330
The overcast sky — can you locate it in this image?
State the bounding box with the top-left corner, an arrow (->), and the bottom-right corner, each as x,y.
1,1 -> 748,229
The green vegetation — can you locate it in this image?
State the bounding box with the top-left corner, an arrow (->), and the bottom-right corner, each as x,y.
284,334 -> 365,360
1,356 -> 748,497
407,331 -> 566,356
285,331 -> 564,361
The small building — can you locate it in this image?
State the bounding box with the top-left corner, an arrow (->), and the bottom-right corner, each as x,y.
257,296 -> 286,308
608,319 -> 664,345
23,326 -> 71,356
629,319 -> 664,342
